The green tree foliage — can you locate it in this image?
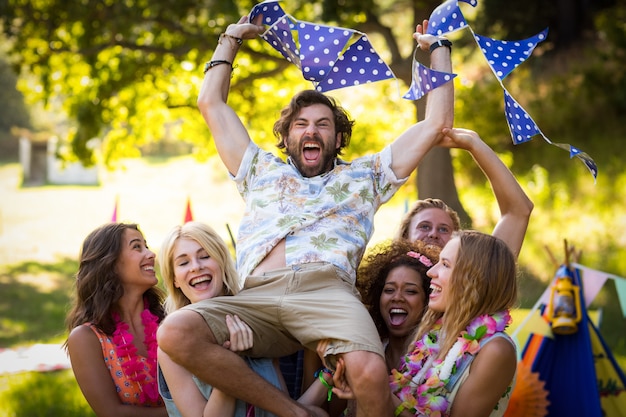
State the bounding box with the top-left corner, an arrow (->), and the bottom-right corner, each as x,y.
1,0 -> 257,166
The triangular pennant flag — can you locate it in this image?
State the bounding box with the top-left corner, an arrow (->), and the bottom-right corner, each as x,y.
579,267 -> 609,307
427,0 -> 476,36
262,16 -> 300,66
315,35 -> 395,92
249,0 -> 287,27
524,310 -> 554,339
403,53 -> 456,100
503,89 -> 541,144
297,21 -> 354,82
474,28 -> 549,80
551,143 -> 599,181
184,197 -> 193,223
111,196 -> 119,222
614,277 -> 626,318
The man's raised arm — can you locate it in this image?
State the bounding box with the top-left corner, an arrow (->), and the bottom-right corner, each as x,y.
390,20 -> 454,179
197,16 -> 264,176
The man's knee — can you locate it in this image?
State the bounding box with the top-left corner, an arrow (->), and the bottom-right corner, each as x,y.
342,351 -> 388,390
157,310 -> 213,356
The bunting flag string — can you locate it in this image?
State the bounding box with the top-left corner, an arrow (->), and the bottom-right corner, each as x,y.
572,263 -> 626,318
248,0 -> 597,180
421,0 -> 597,181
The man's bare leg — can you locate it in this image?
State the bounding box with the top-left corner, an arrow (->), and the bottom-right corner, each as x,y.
158,310 -> 325,417
341,350 -> 394,417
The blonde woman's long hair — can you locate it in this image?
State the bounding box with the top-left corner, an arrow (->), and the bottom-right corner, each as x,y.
159,221 -> 240,313
410,230 -> 518,358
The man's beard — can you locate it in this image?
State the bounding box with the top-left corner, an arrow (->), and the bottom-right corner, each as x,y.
287,138 -> 337,177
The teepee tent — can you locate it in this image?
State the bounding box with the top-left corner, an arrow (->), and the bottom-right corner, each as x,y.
505,245 -> 626,417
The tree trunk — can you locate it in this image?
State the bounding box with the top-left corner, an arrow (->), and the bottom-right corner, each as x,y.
414,98 -> 472,229
417,146 -> 472,229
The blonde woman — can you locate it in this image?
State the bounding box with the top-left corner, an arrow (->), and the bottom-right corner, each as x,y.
157,221 -> 284,417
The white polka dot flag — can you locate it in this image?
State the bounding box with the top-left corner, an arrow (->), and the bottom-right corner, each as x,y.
249,0 -> 395,91
426,0 -> 477,36
248,0 -> 597,180
403,58 -> 457,101
475,29 -> 549,81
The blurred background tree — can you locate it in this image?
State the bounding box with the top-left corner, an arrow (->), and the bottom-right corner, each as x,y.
0,51 -> 31,160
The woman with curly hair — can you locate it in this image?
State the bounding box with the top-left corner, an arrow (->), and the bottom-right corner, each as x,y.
325,239 -> 439,417
357,239 -> 440,372
64,223 -> 167,417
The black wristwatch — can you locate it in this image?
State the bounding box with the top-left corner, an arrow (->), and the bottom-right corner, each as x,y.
429,39 -> 453,53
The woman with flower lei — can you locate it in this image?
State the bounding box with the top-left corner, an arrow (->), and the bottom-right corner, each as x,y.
65,223 -> 167,417
332,230 -> 518,417
391,230 -> 518,417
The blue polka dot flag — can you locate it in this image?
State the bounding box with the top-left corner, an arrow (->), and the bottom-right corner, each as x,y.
249,0 -> 395,92
503,89 -> 540,145
475,28 -> 549,81
552,143 -> 599,179
249,0 -> 287,27
297,22 -> 354,83
426,0 -> 477,36
403,59 -> 456,101
263,16 -> 300,66
314,35 -> 395,92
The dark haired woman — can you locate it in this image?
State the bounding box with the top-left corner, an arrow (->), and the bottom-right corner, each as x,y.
64,222 -> 167,417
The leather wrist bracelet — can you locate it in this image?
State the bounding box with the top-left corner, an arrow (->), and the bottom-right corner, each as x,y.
203,60 -> 232,74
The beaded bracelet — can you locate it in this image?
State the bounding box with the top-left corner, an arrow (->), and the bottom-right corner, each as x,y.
219,33 -> 243,50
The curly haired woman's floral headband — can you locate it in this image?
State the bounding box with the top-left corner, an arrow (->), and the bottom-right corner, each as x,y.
406,251 -> 433,267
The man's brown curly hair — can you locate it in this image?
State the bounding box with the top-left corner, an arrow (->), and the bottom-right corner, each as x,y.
272,90 -> 354,155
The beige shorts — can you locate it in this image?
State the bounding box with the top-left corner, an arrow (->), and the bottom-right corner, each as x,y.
182,262 -> 384,366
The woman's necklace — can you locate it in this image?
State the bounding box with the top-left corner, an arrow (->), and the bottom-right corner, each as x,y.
112,303 -> 160,403
390,310 -> 511,416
